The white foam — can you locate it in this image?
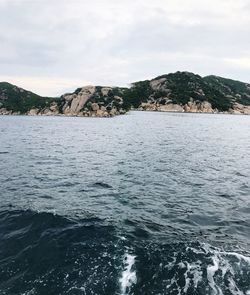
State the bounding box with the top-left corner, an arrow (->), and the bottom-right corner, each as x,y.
220,251 -> 250,264
190,261 -> 203,289
203,244 -> 250,295
207,255 -> 223,295
228,277 -> 245,295
119,253 -> 137,295
167,260 -> 203,294
183,262 -> 191,293
165,243 -> 249,294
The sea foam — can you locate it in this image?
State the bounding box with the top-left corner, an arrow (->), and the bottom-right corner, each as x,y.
119,253 -> 137,295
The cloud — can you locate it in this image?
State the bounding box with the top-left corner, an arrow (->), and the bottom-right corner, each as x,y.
0,0 -> 249,95
0,75 -> 91,96
224,58 -> 250,69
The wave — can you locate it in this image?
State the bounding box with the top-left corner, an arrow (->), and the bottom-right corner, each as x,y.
0,210 -> 250,294
0,209 -> 120,295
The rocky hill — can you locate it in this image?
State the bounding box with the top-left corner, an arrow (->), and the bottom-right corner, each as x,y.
1,72 -> 250,116
0,83 -> 128,117
58,86 -> 128,117
124,72 -> 250,114
0,82 -> 57,115
204,75 -> 250,106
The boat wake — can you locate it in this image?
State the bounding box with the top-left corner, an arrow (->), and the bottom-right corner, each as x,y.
119,252 -> 137,295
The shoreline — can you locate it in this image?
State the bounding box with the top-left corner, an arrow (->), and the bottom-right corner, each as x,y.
0,109 -> 250,118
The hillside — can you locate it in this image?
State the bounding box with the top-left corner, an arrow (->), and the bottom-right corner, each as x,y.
58,86 -> 128,117
0,82 -> 57,114
204,75 -> 250,106
123,72 -> 250,113
1,72 -> 250,116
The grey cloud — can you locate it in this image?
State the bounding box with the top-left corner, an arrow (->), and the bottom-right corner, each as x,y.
0,0 -> 249,95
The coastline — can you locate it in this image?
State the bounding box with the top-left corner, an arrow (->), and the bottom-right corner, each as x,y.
1,108 -> 250,118
2,72 -> 250,118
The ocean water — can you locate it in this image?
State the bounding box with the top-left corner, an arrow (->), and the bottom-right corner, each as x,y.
0,111 -> 250,295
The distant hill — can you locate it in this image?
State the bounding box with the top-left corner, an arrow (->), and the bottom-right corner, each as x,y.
1,72 -> 250,116
203,75 -> 250,106
123,72 -> 250,112
0,82 -> 57,114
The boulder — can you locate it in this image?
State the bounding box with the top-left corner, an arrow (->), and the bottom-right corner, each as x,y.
28,108 -> 39,116
150,78 -> 167,91
0,108 -> 12,115
109,108 -> 118,116
49,102 -> 59,113
232,103 -> 250,115
114,96 -> 123,104
101,87 -> 112,96
91,103 -> 99,111
62,86 -> 96,114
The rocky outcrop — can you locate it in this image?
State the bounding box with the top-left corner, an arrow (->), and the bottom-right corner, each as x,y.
230,103 -> 250,115
59,85 -> 126,117
159,104 -> 185,112
62,86 -> 96,115
139,102 -> 183,112
183,101 -> 214,113
27,102 -> 59,116
0,108 -> 13,115
139,100 -> 216,113
28,108 -> 40,116
1,72 -> 250,117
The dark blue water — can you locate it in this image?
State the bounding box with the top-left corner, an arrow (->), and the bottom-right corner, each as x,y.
0,112 -> 250,295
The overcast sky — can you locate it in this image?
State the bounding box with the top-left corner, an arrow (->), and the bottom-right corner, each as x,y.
0,0 -> 250,96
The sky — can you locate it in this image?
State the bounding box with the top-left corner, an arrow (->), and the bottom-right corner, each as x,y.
0,0 -> 250,96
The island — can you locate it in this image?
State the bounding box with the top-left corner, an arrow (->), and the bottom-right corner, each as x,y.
1,71 -> 250,117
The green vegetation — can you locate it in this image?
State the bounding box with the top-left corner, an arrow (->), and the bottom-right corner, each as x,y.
0,82 -> 57,113
122,80 -> 152,109
204,76 -> 250,106
1,72 -> 250,114
85,86 -> 127,111
129,72 -> 233,111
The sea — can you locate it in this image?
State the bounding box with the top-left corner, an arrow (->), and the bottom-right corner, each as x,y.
0,111 -> 250,295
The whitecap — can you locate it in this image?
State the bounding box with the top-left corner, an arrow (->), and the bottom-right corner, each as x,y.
119,253 -> 137,295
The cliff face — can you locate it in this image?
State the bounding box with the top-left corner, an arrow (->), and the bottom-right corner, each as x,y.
1,72 -> 250,116
59,86 -> 127,117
